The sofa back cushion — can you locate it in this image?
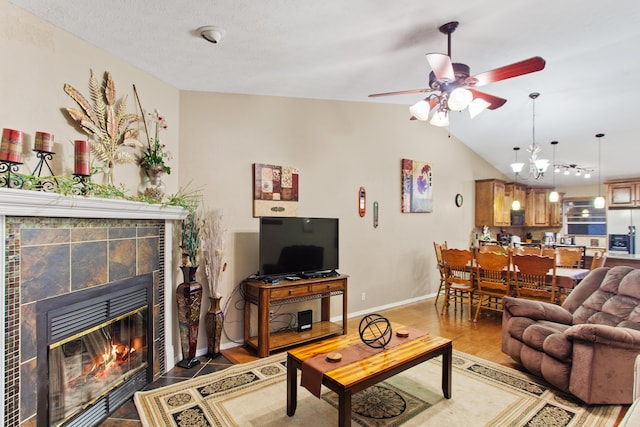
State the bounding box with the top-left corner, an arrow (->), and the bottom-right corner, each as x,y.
572,266 -> 640,328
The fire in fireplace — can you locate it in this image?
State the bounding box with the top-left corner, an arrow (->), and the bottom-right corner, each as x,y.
37,274 -> 154,427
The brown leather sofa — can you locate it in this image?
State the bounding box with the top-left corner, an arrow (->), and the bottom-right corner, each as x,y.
502,266 -> 640,404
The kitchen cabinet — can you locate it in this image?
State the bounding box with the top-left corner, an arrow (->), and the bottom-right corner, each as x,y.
525,187 -> 550,227
606,180 -> 640,208
549,192 -> 564,227
475,179 -> 510,227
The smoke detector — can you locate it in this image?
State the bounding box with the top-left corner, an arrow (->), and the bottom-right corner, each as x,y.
197,26 -> 225,44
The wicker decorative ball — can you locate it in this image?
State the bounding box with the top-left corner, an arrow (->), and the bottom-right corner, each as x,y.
358,314 -> 393,348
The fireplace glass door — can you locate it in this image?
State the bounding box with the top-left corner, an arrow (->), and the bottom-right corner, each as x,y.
48,307 -> 148,425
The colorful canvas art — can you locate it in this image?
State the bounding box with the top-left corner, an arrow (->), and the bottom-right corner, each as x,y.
401,158 -> 433,213
253,163 -> 299,217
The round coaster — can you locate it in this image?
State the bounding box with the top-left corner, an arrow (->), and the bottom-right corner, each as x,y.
396,329 -> 410,338
326,352 -> 342,362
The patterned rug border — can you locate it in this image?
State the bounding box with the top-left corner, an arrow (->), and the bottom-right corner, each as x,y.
134,349 -> 624,427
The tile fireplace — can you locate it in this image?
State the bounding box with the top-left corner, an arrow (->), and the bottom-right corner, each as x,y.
0,188 -> 187,427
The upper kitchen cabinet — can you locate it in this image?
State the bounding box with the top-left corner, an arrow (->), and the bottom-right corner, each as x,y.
475,179 -> 510,227
606,180 -> 640,208
549,192 -> 564,227
525,187 -> 550,227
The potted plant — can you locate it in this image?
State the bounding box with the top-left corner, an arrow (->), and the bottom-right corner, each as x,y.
176,208 -> 203,368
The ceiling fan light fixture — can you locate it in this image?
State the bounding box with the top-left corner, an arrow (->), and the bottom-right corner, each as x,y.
409,100 -> 431,121
549,191 -> 559,203
430,110 -> 449,127
512,199 -> 521,211
447,87 -> 473,111
468,98 -> 491,119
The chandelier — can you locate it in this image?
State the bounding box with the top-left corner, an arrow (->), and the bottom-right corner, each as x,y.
511,92 -> 549,180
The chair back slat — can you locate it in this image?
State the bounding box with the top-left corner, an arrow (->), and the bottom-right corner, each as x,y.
511,254 -> 556,303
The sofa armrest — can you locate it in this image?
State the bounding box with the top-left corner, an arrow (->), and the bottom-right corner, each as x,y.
502,296 -> 573,324
565,324 -> 640,350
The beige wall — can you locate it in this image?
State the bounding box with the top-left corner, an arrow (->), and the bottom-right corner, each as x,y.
179,91 -> 503,347
3,0 -> 504,355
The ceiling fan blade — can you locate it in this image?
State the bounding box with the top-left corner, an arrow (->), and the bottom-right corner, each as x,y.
368,88 -> 430,98
469,90 -> 507,110
466,56 -> 546,87
426,53 -> 455,82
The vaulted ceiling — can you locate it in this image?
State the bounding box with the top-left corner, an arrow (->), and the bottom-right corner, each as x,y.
10,0 -> 640,187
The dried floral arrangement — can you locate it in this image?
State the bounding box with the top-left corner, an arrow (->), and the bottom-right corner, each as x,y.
64,69 -> 140,184
200,208 -> 227,298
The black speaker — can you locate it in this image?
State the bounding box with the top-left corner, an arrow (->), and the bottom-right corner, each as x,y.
297,309 -> 312,332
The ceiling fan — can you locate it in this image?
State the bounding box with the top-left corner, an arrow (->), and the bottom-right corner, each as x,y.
368,21 -> 546,126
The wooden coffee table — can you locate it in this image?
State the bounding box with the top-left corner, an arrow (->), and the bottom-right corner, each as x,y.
286,329 -> 452,427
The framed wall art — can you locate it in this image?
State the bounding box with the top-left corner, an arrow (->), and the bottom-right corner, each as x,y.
401,158 -> 433,213
253,163 -> 299,217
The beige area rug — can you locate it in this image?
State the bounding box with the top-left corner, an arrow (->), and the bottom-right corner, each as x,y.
134,350 -> 624,427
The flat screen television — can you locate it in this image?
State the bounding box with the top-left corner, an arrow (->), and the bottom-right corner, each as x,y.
259,217 -> 339,277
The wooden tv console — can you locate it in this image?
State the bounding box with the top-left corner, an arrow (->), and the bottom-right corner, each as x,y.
243,274 -> 348,357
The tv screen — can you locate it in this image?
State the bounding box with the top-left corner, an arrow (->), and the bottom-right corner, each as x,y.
259,217 -> 339,277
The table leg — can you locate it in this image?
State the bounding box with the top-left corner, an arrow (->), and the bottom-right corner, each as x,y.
338,389 -> 352,427
286,354 -> 298,416
442,344 -> 452,399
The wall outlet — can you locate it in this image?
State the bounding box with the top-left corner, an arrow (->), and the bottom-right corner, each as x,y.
361,292 -> 366,301
269,310 -> 274,320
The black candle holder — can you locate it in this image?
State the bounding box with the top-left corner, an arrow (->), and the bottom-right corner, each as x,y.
0,160 -> 25,189
33,150 -> 59,192
72,174 -> 90,195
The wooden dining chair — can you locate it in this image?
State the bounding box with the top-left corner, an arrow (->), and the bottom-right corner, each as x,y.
441,248 -> 474,319
474,250 -> 511,321
590,249 -> 607,270
514,246 -> 541,255
511,254 -> 557,303
556,247 -> 583,268
479,244 -> 507,254
541,248 -> 556,258
433,241 -> 448,305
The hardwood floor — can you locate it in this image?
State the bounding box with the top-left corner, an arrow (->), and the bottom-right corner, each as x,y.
222,296 -> 521,371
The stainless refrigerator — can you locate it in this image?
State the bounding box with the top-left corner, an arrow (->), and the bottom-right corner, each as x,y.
607,209 -> 638,254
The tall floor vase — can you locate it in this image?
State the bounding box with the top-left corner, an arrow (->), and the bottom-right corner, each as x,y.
176,266 -> 203,369
205,296 -> 224,357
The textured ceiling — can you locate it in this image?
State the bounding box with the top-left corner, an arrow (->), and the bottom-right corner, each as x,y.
10,0 -> 640,187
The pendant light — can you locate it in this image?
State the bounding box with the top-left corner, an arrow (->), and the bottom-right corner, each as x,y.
593,133 -> 605,209
549,141 -> 559,202
511,147 -> 522,210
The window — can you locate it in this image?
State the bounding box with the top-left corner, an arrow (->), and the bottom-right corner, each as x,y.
563,199 -> 606,236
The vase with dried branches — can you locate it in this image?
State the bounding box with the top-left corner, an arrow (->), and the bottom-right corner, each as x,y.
64,69 -> 140,186
201,208 -> 227,357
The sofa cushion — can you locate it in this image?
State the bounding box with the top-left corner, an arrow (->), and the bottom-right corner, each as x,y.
572,267 -> 640,329
522,321 -> 569,350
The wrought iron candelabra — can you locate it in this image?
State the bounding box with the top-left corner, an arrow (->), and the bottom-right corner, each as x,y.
0,160 -> 24,189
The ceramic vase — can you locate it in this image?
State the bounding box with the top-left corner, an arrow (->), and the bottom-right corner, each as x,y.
176,266 -> 203,369
205,296 -> 224,357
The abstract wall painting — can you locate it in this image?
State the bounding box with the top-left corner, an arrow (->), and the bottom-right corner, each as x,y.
401,158 -> 433,213
253,163 -> 299,217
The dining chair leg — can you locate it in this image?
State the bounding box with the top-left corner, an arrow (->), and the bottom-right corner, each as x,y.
473,293 -> 484,322
441,283 -> 451,313
434,277 -> 445,306
467,292 -> 473,320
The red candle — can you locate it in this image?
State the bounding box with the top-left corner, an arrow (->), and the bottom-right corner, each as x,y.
74,140 -> 90,176
0,128 -> 23,163
35,131 -> 54,153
